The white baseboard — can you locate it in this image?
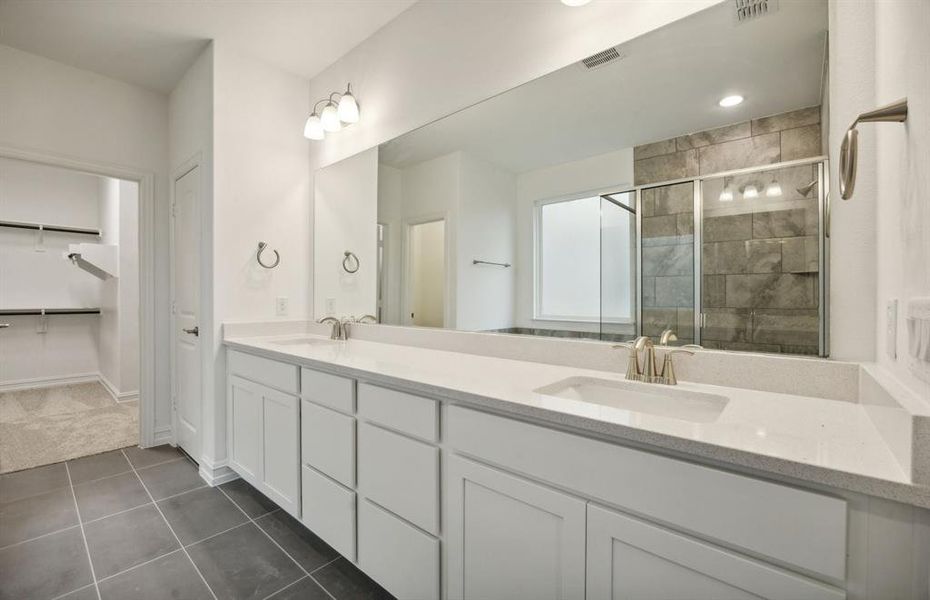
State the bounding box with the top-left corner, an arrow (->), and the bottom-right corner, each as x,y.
98,374 -> 139,403
152,426 -> 174,446
198,457 -> 238,487
0,372 -> 100,393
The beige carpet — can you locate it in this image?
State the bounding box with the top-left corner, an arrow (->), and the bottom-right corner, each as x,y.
0,382 -> 139,474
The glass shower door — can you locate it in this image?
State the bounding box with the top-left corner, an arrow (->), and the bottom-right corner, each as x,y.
600,192 -> 637,342
699,163 -> 823,355
639,181 -> 695,345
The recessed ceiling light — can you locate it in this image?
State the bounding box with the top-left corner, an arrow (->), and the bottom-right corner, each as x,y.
561,0 -> 591,6
719,95 -> 744,108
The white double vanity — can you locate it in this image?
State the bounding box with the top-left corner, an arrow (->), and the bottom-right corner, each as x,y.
222,325 -> 929,600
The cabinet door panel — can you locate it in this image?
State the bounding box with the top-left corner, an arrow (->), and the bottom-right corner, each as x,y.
262,387 -> 300,516
302,465 -> 356,560
586,504 -> 845,600
228,376 -> 262,483
446,455 -> 585,600
302,400 -> 356,487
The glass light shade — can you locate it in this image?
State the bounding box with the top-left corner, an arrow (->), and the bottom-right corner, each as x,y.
766,180 -> 783,197
719,186 -> 734,202
321,103 -> 342,132
337,92 -> 360,124
718,95 -> 744,107
743,184 -> 759,199
303,114 -> 325,140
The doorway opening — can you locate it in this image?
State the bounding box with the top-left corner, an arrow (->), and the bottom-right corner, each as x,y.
0,157 -> 142,473
405,219 -> 445,328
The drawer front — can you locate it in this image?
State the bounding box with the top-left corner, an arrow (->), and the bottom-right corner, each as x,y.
358,499 -> 440,600
301,368 -> 355,414
447,405 -> 847,582
228,350 -> 298,394
357,383 -> 438,442
301,400 -> 356,487
301,466 -> 356,561
358,422 -> 439,535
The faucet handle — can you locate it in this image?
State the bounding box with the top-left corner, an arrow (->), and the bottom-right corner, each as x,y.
612,343 -> 641,381
659,329 -> 678,345
659,348 -> 694,385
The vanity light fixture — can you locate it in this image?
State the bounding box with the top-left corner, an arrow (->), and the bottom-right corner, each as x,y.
719,177 -> 734,202
765,177 -> 783,197
718,94 -> 744,108
561,0 -> 591,5
303,83 -> 361,141
742,184 -> 759,199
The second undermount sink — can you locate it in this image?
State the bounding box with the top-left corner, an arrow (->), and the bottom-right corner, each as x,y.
534,376 -> 729,423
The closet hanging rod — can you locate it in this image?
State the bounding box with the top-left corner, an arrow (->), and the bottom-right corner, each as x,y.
0,308 -> 101,316
473,259 -> 512,268
0,219 -> 101,236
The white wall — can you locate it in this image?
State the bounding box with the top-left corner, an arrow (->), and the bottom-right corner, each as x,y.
98,177 -> 120,392
314,147 -> 378,319
0,158 -> 103,386
515,147 -> 634,332
377,164 -> 403,324
0,44 -> 170,427
829,0 -> 930,399
210,43 -> 311,467
457,152 -> 516,331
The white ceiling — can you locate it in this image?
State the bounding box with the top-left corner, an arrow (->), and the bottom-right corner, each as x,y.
380,0 -> 828,174
0,0 -> 416,93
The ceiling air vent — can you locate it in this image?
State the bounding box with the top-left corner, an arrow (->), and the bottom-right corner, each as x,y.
734,0 -> 778,23
581,47 -> 622,71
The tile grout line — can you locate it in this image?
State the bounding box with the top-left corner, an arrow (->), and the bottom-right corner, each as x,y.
64,462 -> 102,600
79,481 -> 210,528
70,453 -> 188,488
216,485 -> 338,600
50,582 -> 97,600
119,449 -> 218,600
0,523 -> 81,551
94,548 -> 185,585
259,575 -> 307,600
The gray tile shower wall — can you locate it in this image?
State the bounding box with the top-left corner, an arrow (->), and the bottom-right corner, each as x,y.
634,107 -> 823,355
633,106 -> 823,186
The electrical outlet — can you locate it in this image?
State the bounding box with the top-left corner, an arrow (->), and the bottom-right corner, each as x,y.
275,296 -> 288,317
886,298 -> 898,359
325,298 -> 336,316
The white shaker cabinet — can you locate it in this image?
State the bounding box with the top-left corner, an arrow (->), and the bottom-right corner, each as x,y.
445,455 -> 586,600
586,503 -> 845,600
227,366 -> 300,517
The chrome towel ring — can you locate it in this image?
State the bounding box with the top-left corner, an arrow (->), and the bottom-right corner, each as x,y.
343,251 -> 360,273
840,98 -> 907,200
257,241 -> 280,269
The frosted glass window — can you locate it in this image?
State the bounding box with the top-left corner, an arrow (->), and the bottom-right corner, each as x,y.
537,197 -> 601,320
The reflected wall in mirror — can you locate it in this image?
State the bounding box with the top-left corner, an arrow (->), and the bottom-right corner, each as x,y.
313,0 -> 830,355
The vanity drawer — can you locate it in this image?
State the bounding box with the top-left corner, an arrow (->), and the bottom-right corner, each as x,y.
357,382 -> 438,442
228,350 -> 298,394
357,421 -> 439,535
446,405 -> 847,582
301,465 -> 356,561
358,498 -> 440,600
301,400 -> 355,487
301,368 -> 355,414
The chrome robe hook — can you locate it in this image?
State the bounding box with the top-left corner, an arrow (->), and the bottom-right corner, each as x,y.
257,241 -> 280,269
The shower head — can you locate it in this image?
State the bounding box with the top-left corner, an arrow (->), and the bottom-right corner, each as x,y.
796,180 -> 818,197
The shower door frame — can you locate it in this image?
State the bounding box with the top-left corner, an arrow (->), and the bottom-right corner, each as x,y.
629,155 -> 829,356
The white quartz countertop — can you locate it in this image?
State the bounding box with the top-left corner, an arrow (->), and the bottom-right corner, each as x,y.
225,333 -> 930,508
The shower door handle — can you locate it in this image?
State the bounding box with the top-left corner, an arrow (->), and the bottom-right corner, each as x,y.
183,326 -> 199,337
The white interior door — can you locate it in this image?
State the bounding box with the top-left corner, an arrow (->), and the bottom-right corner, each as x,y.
173,166 -> 201,458
405,219 -> 445,327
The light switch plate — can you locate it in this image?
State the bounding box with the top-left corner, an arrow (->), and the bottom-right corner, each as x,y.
275,296 -> 288,316
886,298 -> 898,359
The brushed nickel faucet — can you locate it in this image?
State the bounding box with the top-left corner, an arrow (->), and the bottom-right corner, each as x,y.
317,316 -> 346,340
614,331 -> 699,385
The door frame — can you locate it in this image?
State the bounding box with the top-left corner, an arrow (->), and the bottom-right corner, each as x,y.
0,145 -> 158,446
169,153 -> 205,458
401,213 -> 449,328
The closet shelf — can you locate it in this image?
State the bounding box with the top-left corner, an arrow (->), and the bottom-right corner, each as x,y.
0,219 -> 101,236
0,308 -> 101,316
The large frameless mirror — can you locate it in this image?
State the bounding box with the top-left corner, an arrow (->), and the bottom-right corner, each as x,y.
313,0 -> 830,355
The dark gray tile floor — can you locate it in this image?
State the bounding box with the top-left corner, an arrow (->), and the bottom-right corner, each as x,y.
0,445 -> 396,600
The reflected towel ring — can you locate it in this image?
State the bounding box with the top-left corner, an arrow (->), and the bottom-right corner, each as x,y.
257,241 -> 280,269
839,98 -> 907,200
343,251 -> 360,273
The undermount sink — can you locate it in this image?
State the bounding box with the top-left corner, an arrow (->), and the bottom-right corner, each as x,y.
269,337 -> 337,347
534,376 -> 729,423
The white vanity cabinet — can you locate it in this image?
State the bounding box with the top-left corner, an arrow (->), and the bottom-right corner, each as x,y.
226,351 -> 301,517
445,455 -> 586,600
